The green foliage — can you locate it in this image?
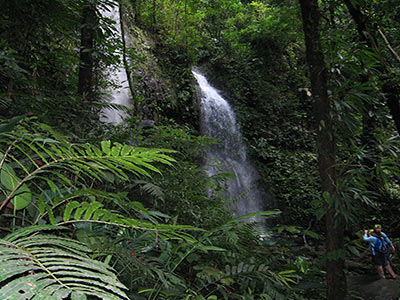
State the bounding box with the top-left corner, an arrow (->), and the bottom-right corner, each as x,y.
0,118 -> 213,264
0,0 -> 133,135
1,162 -> 32,210
0,0 -> 81,116
0,119 -> 175,217
134,180 -> 165,203
0,118 -> 304,300
0,225 -> 129,300
120,211 -> 301,300
68,209 -> 296,300
4,0 -> 400,299
60,199 -> 202,233
191,213 -> 301,300
0,118 -> 235,299
103,123 -> 230,228
141,0 -> 313,227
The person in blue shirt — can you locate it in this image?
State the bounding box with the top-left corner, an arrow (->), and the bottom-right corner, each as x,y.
363,224 -> 397,279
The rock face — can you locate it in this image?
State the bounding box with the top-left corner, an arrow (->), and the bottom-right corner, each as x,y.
121,2 -> 199,128
348,274 -> 400,300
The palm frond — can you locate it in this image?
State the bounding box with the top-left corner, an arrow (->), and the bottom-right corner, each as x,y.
0,120 -> 176,213
0,225 -> 129,300
59,200 -> 204,232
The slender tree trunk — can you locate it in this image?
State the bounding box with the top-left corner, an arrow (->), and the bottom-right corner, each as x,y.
119,3 -> 134,105
361,98 -> 377,165
78,0 -> 96,102
298,1 -> 346,299
130,0 -> 137,24
7,79 -> 13,99
136,0 -> 141,25
184,0 -> 188,54
152,0 -> 156,30
343,0 -> 400,135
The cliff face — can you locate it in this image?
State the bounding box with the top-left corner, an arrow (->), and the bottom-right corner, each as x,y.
122,2 -> 200,129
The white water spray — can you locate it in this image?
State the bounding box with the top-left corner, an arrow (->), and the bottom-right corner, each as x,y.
100,3 -> 131,124
193,70 -> 267,217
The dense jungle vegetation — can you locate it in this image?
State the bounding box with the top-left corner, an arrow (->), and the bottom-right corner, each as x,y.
1,0 -> 400,299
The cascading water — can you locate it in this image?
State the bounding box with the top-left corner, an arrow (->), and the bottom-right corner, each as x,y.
100,4 -> 131,124
193,70 -> 268,217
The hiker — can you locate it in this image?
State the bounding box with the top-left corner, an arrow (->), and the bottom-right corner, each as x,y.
363,224 -> 397,279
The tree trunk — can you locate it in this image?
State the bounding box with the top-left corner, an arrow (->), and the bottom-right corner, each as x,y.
343,0 -> 400,135
361,98 -> 378,185
298,0 -> 347,299
78,0 -> 96,102
119,3 -> 135,105
152,0 -> 156,30
136,0 -> 141,25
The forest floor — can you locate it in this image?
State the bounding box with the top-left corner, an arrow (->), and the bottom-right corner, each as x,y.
348,273 -> 400,300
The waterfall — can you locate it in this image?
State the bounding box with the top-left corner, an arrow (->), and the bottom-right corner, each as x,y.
193,70 -> 268,217
100,3 -> 131,124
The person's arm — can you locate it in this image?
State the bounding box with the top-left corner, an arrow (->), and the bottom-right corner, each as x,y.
363,231 -> 377,256
363,231 -> 378,256
363,230 -> 375,242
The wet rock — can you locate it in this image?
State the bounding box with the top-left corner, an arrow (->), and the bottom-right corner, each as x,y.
348,274 -> 400,300
138,119 -> 155,128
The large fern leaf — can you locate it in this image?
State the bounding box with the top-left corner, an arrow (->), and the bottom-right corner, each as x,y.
59,200 -> 204,233
134,180 -> 165,203
0,225 -> 129,300
0,120 -> 176,213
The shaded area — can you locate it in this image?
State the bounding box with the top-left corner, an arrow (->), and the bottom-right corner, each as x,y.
348,274 -> 400,300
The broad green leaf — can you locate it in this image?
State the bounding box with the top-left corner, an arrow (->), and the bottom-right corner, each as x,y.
0,163 -> 32,210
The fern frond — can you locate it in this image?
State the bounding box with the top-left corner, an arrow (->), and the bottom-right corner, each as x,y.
0,121 -> 176,213
0,115 -> 27,136
96,101 -> 130,113
0,225 -> 129,300
134,179 -> 165,202
59,200 -> 204,232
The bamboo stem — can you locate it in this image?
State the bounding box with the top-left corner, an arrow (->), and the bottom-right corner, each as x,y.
378,26 -> 400,64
